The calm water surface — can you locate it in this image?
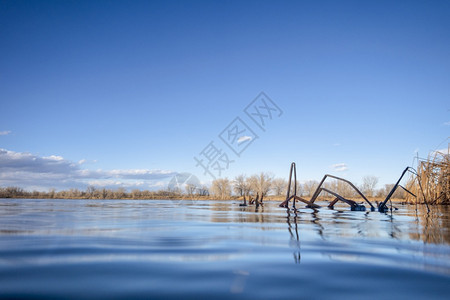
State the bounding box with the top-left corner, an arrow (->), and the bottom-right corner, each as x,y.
0,199 -> 449,299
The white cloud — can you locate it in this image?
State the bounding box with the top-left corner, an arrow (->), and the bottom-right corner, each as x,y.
107,169 -> 174,179
78,159 -> 97,165
0,131 -> 11,136
331,163 -> 348,172
43,155 -> 64,161
237,136 -> 252,144
443,121 -> 450,126
332,143 -> 341,147
0,149 -> 77,174
0,148 -> 176,191
86,179 -> 148,190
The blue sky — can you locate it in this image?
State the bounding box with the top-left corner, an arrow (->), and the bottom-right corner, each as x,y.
1,0 -> 449,191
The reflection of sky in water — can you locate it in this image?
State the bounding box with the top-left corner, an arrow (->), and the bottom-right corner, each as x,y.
0,199 -> 449,298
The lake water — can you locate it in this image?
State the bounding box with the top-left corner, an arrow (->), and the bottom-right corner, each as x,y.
0,199 -> 449,299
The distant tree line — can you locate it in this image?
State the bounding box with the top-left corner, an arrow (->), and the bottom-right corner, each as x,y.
0,186 -> 208,200
0,173 -> 406,200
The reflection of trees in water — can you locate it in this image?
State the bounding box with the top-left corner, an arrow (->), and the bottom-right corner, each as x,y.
292,206 -> 397,241
303,204 -> 450,245
385,213 -> 397,240
283,204 -> 450,264
207,201 -> 450,246
408,205 -> 450,244
209,201 -> 284,225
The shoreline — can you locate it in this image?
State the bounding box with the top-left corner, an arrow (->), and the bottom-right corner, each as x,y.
0,195 -> 434,205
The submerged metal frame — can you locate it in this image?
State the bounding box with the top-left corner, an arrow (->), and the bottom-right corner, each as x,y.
378,166 -> 429,212
280,162 -> 429,213
309,174 -> 374,211
280,162 -> 373,211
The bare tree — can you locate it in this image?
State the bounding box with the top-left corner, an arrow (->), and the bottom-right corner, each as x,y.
303,180 -> 319,197
233,174 -> 248,197
211,178 -> 231,199
323,179 -> 337,194
86,186 -> 97,199
0,187 -> 26,198
272,178 -> 287,196
167,185 -> 182,196
185,184 -> 197,197
377,183 -> 405,199
67,188 -> 81,198
197,185 -> 210,196
114,187 -> 127,199
101,188 -> 108,199
48,188 -> 55,199
131,189 -> 142,199
286,180 -> 304,197
247,172 -> 273,196
336,180 -> 356,198
361,175 -> 379,197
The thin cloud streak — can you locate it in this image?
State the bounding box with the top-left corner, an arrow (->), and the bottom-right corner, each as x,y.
237,136 -> 252,144
331,163 -> 348,172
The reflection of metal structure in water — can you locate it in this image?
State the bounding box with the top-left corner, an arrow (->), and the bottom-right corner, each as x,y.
310,209 -> 325,239
280,162 -> 429,213
280,162 -> 373,211
286,209 -> 301,263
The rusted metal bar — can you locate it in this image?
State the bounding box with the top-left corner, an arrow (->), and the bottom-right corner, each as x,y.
379,167 -> 408,212
321,188 -> 365,211
281,162 -> 298,209
281,195 -> 321,208
309,174 -> 374,210
293,195 -> 320,208
284,162 -> 296,208
379,166 -> 429,212
328,197 -> 339,208
321,188 -> 353,206
398,185 -> 416,198
309,175 -> 328,204
280,195 -> 294,208
285,163 -> 294,200
280,163 -> 370,210
292,164 -> 297,209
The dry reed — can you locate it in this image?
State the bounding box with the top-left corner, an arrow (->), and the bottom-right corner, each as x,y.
406,144 -> 449,205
